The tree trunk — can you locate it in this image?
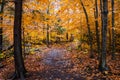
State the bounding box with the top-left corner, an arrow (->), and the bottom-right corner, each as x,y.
99,0 -> 109,71
109,28 -> 111,52
100,0 -> 103,37
0,0 -> 4,53
66,33 -> 68,42
22,27 -> 25,58
13,0 -> 26,79
46,5 -> 50,47
80,0 -> 94,58
94,0 -> 100,55
0,0 -> 4,68
111,0 -> 115,60
46,24 -> 50,47
0,18 -> 2,53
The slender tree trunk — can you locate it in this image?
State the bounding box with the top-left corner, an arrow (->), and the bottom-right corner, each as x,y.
109,28 -> 111,52
66,33 -> 68,42
80,0 -> 94,58
99,0 -> 103,62
46,5 -> 50,47
0,17 -> 3,68
0,0 -> 4,53
94,0 -> 100,55
0,0 -> 4,68
22,27 -> 25,58
0,18 -> 2,53
100,0 -> 103,38
99,0 -> 109,71
46,24 -> 50,47
13,0 -> 26,79
111,0 -> 115,60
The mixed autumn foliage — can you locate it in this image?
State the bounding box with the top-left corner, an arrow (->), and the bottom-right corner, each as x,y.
0,0 -> 120,80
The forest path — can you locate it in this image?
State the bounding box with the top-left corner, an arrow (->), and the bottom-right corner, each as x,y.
25,45 -> 86,80
1,44 -> 119,80
41,48 -> 71,67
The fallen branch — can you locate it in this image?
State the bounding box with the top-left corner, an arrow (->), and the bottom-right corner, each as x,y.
2,44 -> 14,52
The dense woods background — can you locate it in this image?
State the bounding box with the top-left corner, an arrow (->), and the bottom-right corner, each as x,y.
0,0 -> 120,80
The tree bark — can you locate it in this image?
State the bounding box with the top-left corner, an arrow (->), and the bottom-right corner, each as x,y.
80,0 -> 94,58
46,24 -> 50,47
0,0 -> 4,53
66,33 -> 68,42
0,18 -> 2,53
46,5 -> 50,47
99,0 -> 109,71
22,27 -> 25,58
108,28 -> 111,52
94,0 -> 100,55
0,0 -> 4,68
100,0 -> 103,36
111,0 -> 115,60
13,0 -> 26,79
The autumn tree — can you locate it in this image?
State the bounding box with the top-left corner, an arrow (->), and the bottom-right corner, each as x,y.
99,0 -> 109,71
13,0 -> 26,79
80,0 -> 94,58
94,0 -> 100,55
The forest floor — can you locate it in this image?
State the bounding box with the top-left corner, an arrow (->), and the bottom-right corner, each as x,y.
0,43 -> 120,80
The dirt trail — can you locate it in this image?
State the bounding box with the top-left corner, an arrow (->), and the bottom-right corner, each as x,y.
42,49 -> 70,66
0,45 -> 120,80
37,48 -> 85,80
